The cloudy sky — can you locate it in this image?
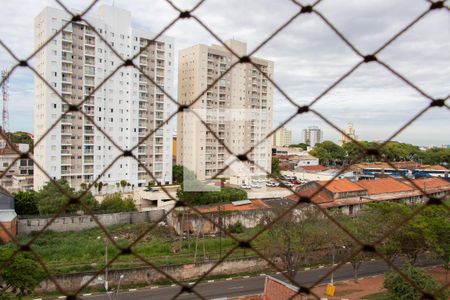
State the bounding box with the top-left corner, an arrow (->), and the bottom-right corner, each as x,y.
0,0 -> 449,146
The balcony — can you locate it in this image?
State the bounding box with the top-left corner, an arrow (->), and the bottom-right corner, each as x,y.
85,57 -> 95,66
61,126 -> 72,135
85,47 -> 95,57
85,28 -> 95,36
84,166 -> 94,174
84,137 -> 94,144
84,128 -> 94,135
62,44 -> 72,52
61,53 -> 73,63
139,85 -> 148,93
62,63 -> 72,73
61,138 -> 72,145
85,37 -> 95,46
62,33 -> 72,42
61,167 -> 71,175
62,75 -> 72,84
62,86 -> 72,95
83,157 -> 94,164
61,147 -> 71,155
61,157 -> 71,166
155,129 -> 163,137
85,78 -> 95,86
61,115 -> 72,124
139,57 -> 147,66
84,147 -> 94,154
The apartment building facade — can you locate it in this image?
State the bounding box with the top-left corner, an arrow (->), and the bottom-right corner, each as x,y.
177,40 -> 273,181
303,126 -> 323,147
33,5 -> 173,191
272,127 -> 292,147
0,143 -> 34,193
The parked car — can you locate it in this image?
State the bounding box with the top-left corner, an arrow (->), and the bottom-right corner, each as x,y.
241,184 -> 251,189
280,181 -> 294,188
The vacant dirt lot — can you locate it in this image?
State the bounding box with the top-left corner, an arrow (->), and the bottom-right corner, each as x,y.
310,266 -> 448,300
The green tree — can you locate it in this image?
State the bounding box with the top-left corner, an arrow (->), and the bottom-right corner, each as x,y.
384,263 -> 448,300
177,187 -> 247,206
119,180 -> 128,191
6,132 -> 33,152
36,179 -> 98,215
421,204 -> 450,283
288,143 -> 308,150
12,190 -> 38,215
172,164 -> 184,184
0,248 -> 46,298
99,193 -> 136,212
309,141 -> 346,166
261,208 -> 337,277
97,181 -> 104,194
271,157 -> 281,177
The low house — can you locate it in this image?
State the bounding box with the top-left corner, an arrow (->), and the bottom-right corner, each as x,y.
289,177 -> 450,215
134,186 -> 178,211
351,162 -> 449,179
168,199 -> 270,235
0,187 -> 17,243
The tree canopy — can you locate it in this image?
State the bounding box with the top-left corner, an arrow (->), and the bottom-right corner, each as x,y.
384,263 -> 449,300
35,179 -> 98,215
308,140 -> 449,166
0,248 -> 46,298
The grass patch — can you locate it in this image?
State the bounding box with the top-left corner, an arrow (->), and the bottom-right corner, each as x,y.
6,223 -> 266,274
363,292 -> 389,300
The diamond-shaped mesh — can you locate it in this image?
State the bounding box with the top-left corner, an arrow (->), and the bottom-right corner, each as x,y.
0,0 -> 449,299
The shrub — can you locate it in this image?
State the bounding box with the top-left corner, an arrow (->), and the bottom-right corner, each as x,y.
384,263 -> 449,300
228,222 -> 244,234
99,193 -> 136,212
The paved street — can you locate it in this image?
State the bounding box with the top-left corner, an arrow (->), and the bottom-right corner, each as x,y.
77,257 -> 439,300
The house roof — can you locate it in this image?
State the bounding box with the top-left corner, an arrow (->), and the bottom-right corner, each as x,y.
316,178 -> 366,193
263,276 -> 303,300
287,186 -> 333,204
299,165 -> 328,172
355,177 -> 414,195
0,210 -> 17,222
197,199 -> 269,213
352,161 -> 447,171
407,177 -> 450,190
416,165 -> 448,171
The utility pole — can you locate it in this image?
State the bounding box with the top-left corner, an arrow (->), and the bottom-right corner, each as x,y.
1,70 -> 10,133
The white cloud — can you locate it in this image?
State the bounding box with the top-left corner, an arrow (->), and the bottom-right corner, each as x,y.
0,0 -> 448,145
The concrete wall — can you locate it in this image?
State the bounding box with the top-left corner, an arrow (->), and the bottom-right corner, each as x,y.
168,209 -> 266,235
36,257 -> 268,293
17,210 -> 165,234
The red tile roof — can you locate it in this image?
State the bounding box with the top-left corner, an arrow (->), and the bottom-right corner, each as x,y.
263,276 -> 303,300
197,199 -> 269,213
355,177 -> 414,195
287,185 -> 333,204
300,165 -> 328,172
407,177 -> 450,190
316,178 -> 366,193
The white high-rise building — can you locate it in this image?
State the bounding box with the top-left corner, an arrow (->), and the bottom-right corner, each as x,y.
340,123 -> 358,145
303,126 -> 323,147
177,40 -> 273,181
273,127 -> 292,147
33,5 -> 174,191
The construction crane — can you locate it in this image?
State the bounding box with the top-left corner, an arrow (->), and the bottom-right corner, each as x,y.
1,70 -> 9,133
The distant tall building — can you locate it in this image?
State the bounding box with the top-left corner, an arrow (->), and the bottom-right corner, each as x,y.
33,6 -> 174,191
177,40 -> 273,180
273,127 -> 292,147
340,123 -> 358,144
303,126 -> 322,147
